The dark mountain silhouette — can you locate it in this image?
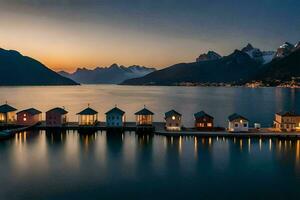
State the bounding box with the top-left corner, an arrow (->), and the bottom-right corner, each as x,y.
122,41 -> 300,86
59,64 -> 155,84
0,48 -> 78,86
122,50 -> 261,85
256,48 -> 300,82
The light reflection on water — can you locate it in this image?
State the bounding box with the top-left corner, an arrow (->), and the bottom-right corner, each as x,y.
0,131 -> 300,199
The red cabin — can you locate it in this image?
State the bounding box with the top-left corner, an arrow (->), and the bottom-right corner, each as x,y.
194,111 -> 214,130
46,107 -> 68,127
17,108 -> 42,126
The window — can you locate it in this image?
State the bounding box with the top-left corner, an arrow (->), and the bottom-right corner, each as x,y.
235,123 -> 239,127
207,123 -> 212,127
172,116 -> 175,120
198,123 -> 204,127
243,123 -> 247,127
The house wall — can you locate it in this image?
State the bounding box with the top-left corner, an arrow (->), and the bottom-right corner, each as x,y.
106,114 -> 125,127
17,111 -> 42,126
228,119 -> 249,132
78,114 -> 98,125
136,115 -> 153,125
165,115 -> 181,131
46,112 -> 67,127
195,117 -> 214,128
274,114 -> 300,131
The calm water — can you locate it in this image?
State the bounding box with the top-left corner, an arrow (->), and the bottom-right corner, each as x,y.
0,131 -> 300,200
0,85 -> 299,127
1,85 -> 300,199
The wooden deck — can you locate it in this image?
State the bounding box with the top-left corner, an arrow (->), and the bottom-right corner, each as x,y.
1,122 -> 300,140
154,128 -> 300,138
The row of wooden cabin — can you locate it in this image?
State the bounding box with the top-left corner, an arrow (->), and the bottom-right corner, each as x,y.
1,103 -> 300,132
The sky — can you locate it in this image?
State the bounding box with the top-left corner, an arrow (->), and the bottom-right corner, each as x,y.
0,0 -> 299,72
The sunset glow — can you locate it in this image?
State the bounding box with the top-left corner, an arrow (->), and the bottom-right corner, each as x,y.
0,0 -> 299,72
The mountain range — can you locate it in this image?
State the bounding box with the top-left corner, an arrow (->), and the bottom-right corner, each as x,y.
1,41 -> 299,86
58,64 -> 155,84
122,41 -> 300,86
0,48 -> 78,86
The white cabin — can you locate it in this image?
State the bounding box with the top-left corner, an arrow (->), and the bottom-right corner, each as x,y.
228,113 -> 249,132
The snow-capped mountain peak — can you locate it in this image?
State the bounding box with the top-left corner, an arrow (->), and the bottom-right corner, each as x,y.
275,42 -> 297,58
58,64 -> 156,84
196,51 -> 222,62
241,43 -> 275,64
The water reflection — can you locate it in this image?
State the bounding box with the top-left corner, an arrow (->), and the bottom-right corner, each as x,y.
1,131 -> 300,199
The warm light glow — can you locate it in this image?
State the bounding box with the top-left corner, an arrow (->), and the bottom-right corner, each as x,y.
259,138 -> 262,151
172,116 -> 176,120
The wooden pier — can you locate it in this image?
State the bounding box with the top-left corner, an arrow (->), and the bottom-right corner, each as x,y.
1,122 -> 300,140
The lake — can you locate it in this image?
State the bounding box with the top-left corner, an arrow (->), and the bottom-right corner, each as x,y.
0,85 -> 299,127
0,85 -> 300,199
0,131 -> 300,200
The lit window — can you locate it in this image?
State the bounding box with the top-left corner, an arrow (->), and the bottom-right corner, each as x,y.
172,116 -> 175,120
23,118 -> 27,121
207,123 -> 212,127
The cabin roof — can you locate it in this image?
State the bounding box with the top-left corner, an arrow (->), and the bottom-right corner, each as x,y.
46,107 -> 68,115
105,107 -> 125,115
194,111 -> 214,119
228,113 -> 248,121
77,107 -> 98,115
17,108 -> 41,115
165,109 -> 182,118
135,108 -> 154,115
276,111 -> 299,117
0,104 -> 17,113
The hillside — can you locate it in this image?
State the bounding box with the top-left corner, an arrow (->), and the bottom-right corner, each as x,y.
121,50 -> 261,85
0,48 -> 78,86
256,48 -> 300,82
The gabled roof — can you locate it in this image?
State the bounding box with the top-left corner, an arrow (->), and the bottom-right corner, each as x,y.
194,111 -> 214,119
17,108 -> 41,115
0,104 -> 17,113
165,109 -> 182,118
105,107 -> 125,115
276,111 -> 299,117
135,108 -> 154,115
228,113 -> 248,121
77,107 -> 98,115
46,107 -> 68,115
